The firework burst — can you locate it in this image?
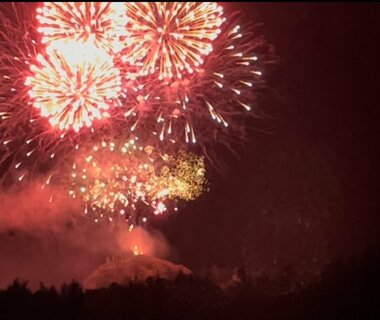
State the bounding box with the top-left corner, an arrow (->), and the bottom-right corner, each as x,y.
122,2 -> 225,80
66,137 -> 206,226
1,1 -> 273,203
0,2 -> 47,184
164,150 -> 206,201
36,2 -> 128,53
119,16 -> 271,162
0,3 -> 125,185
25,40 -> 122,132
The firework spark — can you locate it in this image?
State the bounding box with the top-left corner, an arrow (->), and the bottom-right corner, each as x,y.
120,18 -> 270,157
1,3 -> 127,185
161,150 -> 206,201
1,2 -> 271,191
67,137 -> 206,225
25,40 -> 122,132
0,2 -> 50,184
122,2 -> 225,80
36,2 -> 128,53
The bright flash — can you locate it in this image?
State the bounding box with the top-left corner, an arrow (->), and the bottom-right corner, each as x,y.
123,2 -> 225,80
26,41 -> 121,132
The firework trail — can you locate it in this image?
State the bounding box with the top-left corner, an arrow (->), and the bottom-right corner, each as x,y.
118,15 -> 272,165
0,2 -> 46,184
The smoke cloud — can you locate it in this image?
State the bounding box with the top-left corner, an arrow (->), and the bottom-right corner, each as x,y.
0,183 -> 171,289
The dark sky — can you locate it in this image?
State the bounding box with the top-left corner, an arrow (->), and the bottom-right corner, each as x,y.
157,3 -> 380,274
0,3 -> 379,286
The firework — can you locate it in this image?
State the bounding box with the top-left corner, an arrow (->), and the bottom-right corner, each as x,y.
36,2 -> 128,53
119,17 -> 270,160
67,137 -> 206,226
122,2 -> 225,80
0,2 -> 49,184
1,2 -> 272,192
0,3 -> 124,185
25,40 -> 122,132
161,150 -> 206,201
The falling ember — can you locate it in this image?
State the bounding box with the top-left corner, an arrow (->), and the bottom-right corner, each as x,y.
122,2 -> 225,80
154,201 -> 167,215
133,245 -> 143,256
36,2 -> 128,53
25,41 -> 122,132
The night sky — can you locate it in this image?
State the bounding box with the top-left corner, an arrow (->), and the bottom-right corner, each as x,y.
0,3 -> 379,287
158,3 -> 379,274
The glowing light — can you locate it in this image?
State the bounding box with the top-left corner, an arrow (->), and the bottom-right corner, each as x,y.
68,138 -> 162,221
0,2 -> 269,190
123,2 -> 225,80
133,245 -> 143,256
26,41 -> 121,132
158,151 -> 207,201
67,138 -> 206,225
119,18 -> 269,148
154,201 -> 167,215
36,2 -> 128,53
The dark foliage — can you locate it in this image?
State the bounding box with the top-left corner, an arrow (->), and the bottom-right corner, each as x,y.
0,250 -> 379,320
